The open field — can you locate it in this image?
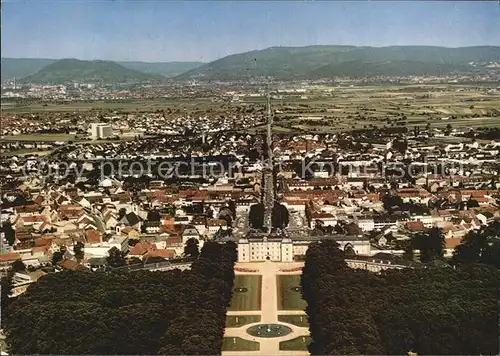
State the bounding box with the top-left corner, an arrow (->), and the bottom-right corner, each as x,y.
1,134 -> 76,142
222,337 -> 260,352
279,336 -> 311,351
228,275 -> 262,311
277,314 -> 309,327
241,83 -> 500,134
4,84 -> 498,137
1,149 -> 53,157
276,275 -> 307,311
225,315 -> 261,328
1,98 -> 223,114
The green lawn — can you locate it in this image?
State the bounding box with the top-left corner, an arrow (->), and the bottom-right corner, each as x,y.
279,336 -> 311,351
277,275 -> 307,311
1,134 -> 75,142
278,314 -> 309,327
228,275 -> 262,311
222,337 -> 260,352
225,315 -> 261,328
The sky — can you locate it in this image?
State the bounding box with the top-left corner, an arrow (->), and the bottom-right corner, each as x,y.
2,1 -> 500,63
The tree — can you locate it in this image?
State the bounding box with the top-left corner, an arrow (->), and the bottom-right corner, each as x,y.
466,199 -> 479,208
301,240 -> 500,356
249,203 -> 264,230
382,195 -> 404,211
402,240 -> 414,261
445,123 -> 453,136
74,241 -> 84,261
0,270 -> 14,314
146,210 -> 161,221
1,222 -> 16,245
412,227 -> 445,263
51,251 -> 64,266
451,223 -> 500,269
272,202 -> 289,229
11,260 -> 26,273
117,208 -> 127,220
106,247 -> 125,267
393,139 -> 408,154
184,238 -> 200,259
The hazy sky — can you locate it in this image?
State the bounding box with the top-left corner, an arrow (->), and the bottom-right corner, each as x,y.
2,1 -> 500,62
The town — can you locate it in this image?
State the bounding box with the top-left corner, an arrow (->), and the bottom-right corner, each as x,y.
1,1 -> 499,355
1,80 -> 499,354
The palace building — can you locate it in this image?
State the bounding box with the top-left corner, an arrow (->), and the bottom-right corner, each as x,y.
237,232 -> 370,263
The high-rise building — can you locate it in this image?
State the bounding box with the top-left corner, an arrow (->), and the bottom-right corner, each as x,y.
90,123 -> 113,140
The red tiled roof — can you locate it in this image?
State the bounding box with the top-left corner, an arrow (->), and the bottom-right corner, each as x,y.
31,245 -> 50,254
85,229 -> 102,244
311,212 -> 335,219
34,237 -> 55,247
166,236 -> 181,244
21,215 -> 47,223
445,237 -> 463,249
129,241 -> 152,256
406,221 -> 425,232
146,249 -> 175,259
57,259 -> 87,271
0,252 -> 21,263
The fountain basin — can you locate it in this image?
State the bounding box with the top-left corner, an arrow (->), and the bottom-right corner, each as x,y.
246,323 -> 293,338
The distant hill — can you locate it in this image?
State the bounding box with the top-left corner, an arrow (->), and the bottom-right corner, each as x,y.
308,61 -> 472,79
19,59 -> 163,84
119,61 -> 204,77
4,45 -> 500,83
1,58 -> 205,82
176,45 -> 500,80
1,58 -> 56,80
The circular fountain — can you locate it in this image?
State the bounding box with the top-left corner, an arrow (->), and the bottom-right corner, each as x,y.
246,323 -> 293,338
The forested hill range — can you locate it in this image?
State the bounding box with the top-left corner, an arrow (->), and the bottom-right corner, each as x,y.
1,58 -> 204,83
2,45 -> 500,84
18,59 -> 166,85
176,45 -> 500,81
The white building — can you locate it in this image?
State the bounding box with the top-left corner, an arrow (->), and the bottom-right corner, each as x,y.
358,218 -> 375,232
84,235 -> 129,258
90,123 -> 113,140
237,233 -> 370,263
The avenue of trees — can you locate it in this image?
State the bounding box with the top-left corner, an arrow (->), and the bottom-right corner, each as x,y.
3,241 -> 237,355
301,240 -> 500,355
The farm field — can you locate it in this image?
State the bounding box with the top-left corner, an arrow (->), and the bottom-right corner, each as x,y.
240,83 -> 500,135
227,275 -> 262,311
276,275 -> 307,311
1,134 -> 76,142
1,149 -> 53,157
1,98 -> 223,114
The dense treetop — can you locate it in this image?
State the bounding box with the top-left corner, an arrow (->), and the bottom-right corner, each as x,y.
4,241 -> 237,355
301,240 -> 500,355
